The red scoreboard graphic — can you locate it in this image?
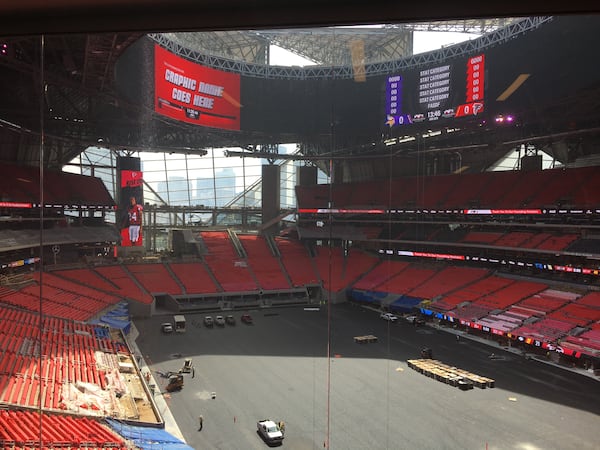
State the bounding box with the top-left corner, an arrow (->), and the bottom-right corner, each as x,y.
154,44 -> 241,130
456,54 -> 485,117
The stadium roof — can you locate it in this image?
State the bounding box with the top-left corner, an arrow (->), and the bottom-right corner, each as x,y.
161,19 -> 520,67
0,14 -> 598,172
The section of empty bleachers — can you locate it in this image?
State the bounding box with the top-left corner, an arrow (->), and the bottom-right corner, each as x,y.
0,305 -> 128,414
461,231 -> 504,244
568,168 -> 600,207
519,232 -> 553,249
564,328 -> 600,352
511,318 -> 575,343
168,262 -> 221,294
492,232 -> 536,248
352,260 -> 410,290
298,167 -> 600,213
474,288 -> 570,333
473,280 -> 547,311
340,250 -> 379,286
575,291 -> 600,308
375,264 -> 437,295
546,302 -> 600,327
408,266 -> 488,300
454,230 -> 580,253
441,172 -> 490,209
430,276 -> 514,311
534,234 -> 579,251
275,237 -> 320,287
0,409 -> 126,449
0,272 -> 121,322
0,162 -> 114,207
527,166 -> 594,207
295,183 -> 329,208
126,263 -> 183,295
314,247 -> 378,293
513,290 -> 571,316
417,174 -> 459,209
493,170 -> 549,208
53,268 -> 120,292
201,231 -> 258,292
566,238 -> 600,254
238,235 -> 291,290
93,266 -> 153,304
432,279 -> 549,332
201,231 -> 238,258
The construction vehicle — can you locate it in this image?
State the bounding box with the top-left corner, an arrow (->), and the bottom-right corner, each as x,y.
180,358 -> 193,373
166,373 -> 184,392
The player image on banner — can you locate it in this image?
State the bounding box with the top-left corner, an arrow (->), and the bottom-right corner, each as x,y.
127,196 -> 143,246
120,169 -> 144,247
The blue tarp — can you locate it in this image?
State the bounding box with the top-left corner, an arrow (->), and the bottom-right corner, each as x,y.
98,302 -> 131,335
347,289 -> 386,305
100,316 -> 131,335
389,295 -> 422,313
93,326 -> 110,339
105,419 -> 194,450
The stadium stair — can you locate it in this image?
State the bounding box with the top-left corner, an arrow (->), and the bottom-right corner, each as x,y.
163,261 -> 187,295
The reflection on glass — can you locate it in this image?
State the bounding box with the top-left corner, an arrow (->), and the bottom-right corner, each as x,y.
0,14 -> 599,450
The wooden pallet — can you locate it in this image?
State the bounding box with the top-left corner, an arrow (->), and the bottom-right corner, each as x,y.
354,335 -> 378,344
407,359 -> 495,389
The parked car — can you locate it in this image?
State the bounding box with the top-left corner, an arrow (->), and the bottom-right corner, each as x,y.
241,313 -> 253,324
380,312 -> 398,322
257,419 -> 284,445
406,315 -> 426,326
215,315 -> 225,327
225,315 -> 236,325
204,316 -> 214,327
161,322 -> 173,333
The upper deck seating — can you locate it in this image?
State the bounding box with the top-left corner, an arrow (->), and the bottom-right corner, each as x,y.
168,263 -> 221,294
274,238 -> 319,287
313,247 -> 377,293
408,266 -> 488,300
201,231 -> 258,291
126,264 -> 183,295
376,265 -> 437,295
352,260 -> 410,290
93,266 -> 153,304
238,235 -> 291,290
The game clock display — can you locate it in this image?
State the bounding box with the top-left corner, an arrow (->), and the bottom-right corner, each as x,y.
385,54 -> 485,127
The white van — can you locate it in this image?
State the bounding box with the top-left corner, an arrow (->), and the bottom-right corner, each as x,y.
174,315 -> 186,333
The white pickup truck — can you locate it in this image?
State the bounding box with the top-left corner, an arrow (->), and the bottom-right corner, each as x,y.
257,419 -> 284,445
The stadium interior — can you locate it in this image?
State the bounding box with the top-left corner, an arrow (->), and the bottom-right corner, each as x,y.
0,1 -> 599,449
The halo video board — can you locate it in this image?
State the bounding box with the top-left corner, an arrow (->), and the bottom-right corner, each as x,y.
154,44 -> 241,130
385,54 -> 485,127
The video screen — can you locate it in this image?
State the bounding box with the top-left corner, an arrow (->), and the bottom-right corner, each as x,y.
385,53 -> 485,127
154,44 -> 241,130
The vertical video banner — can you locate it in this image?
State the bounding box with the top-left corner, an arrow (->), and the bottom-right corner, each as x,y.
117,156 -> 144,247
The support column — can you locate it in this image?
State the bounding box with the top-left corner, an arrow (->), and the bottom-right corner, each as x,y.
296,165 -> 317,187
261,164 -> 280,233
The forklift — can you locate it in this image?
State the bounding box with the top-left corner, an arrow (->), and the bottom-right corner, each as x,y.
179,358 -> 193,374
166,373 -> 184,392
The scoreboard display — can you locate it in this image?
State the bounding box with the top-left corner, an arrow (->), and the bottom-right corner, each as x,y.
385,53 -> 485,127
154,44 -> 241,131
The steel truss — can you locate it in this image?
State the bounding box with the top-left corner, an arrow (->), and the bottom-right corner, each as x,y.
149,17 -> 552,80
